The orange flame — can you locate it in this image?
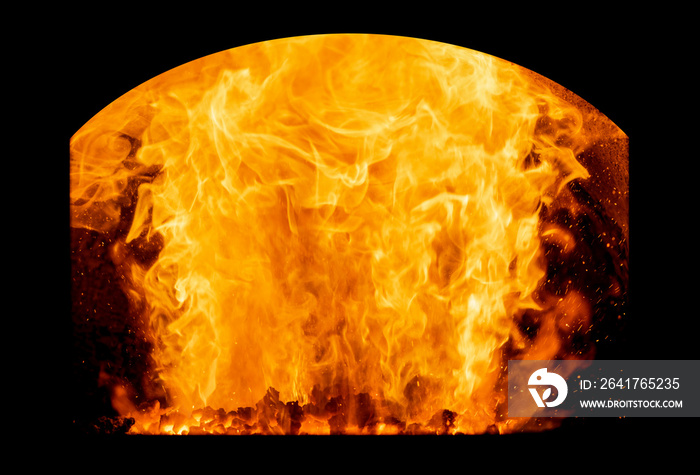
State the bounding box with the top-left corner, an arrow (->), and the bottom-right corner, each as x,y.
70,34 -> 626,434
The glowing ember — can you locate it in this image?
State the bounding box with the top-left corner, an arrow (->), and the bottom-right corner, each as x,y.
70,34 -> 627,435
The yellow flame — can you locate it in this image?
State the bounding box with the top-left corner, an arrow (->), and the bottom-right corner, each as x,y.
71,34 -> 606,434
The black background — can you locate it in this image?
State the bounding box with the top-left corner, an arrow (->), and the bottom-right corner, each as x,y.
54,7 -> 695,465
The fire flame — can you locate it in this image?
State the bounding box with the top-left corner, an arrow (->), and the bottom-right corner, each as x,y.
70,34 -> 626,434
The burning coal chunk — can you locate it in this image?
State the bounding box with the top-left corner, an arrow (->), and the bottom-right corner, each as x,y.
90,415 -> 135,435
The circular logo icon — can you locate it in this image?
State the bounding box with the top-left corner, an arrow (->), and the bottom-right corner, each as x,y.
527,368 -> 568,407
